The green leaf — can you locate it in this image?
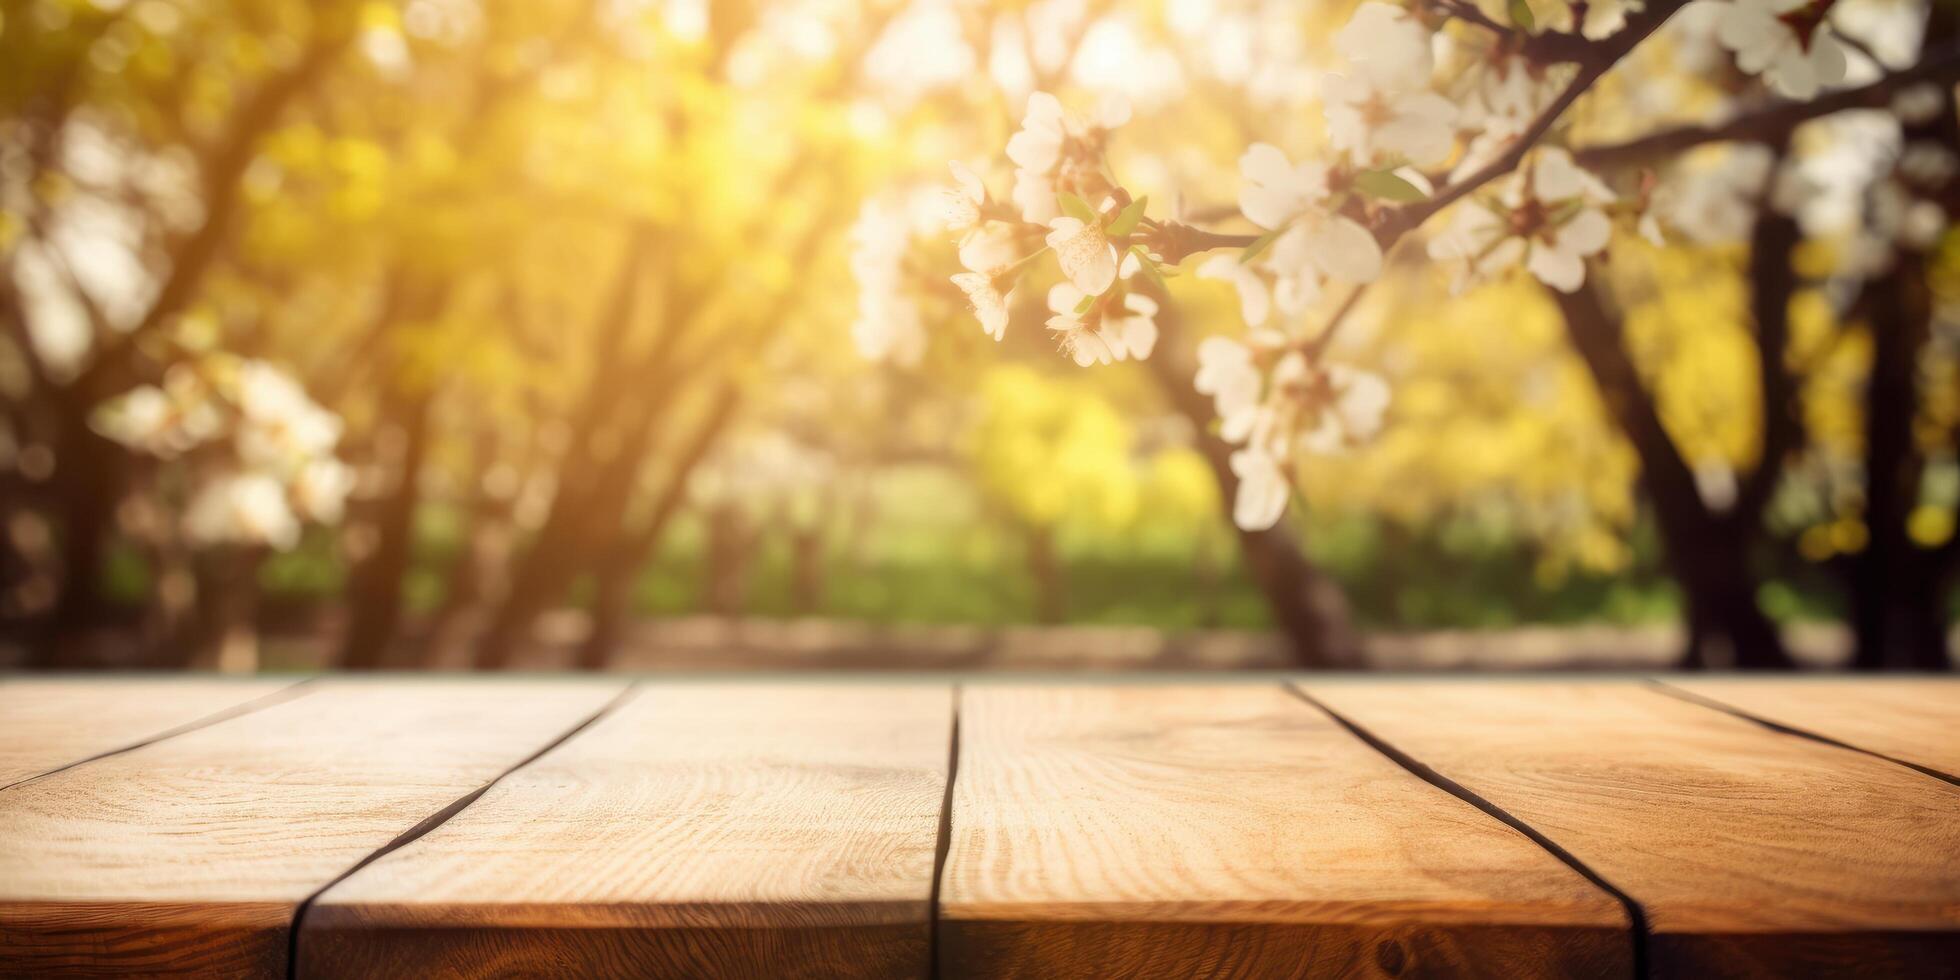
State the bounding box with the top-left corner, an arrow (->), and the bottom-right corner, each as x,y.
1508,0 -> 1535,30
1058,192 -> 1098,224
1353,169 -> 1428,203
1130,245 -> 1169,291
1106,196 -> 1148,238
1072,294 -> 1096,315
1238,228 -> 1283,264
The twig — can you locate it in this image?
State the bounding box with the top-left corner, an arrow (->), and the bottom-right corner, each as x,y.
1426,0 -> 1511,37
1303,284 -> 1369,359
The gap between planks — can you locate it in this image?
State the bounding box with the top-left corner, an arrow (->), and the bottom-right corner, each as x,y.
1644,679 -> 1960,787
0,678 -> 316,792
927,683 -> 961,980
283,682 -> 642,980
1284,683 -> 1653,980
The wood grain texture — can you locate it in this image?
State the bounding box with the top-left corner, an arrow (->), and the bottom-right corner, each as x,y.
1664,677 -> 1960,776
1301,681 -> 1960,979
300,683 -> 954,980
940,685 -> 1631,979
0,678 -> 296,786
0,679 -> 623,977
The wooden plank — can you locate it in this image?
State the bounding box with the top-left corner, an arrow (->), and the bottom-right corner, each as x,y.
0,678 -> 296,787
0,679 -> 623,977
1665,678 -> 1960,777
1301,681 -> 1960,978
939,685 -> 1631,978
299,683 -> 954,980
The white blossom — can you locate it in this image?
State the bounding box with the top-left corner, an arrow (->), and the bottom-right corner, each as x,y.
1230,447 -> 1290,531
1891,83 -> 1946,125
1428,148 -> 1616,293
1332,2 -> 1432,92
1012,168 -> 1059,225
1046,216 -> 1119,296
1006,91 -> 1069,173
1237,143 -> 1383,286
1872,179 -> 1948,253
942,161 -> 986,233
852,293 -> 925,367
952,271 -> 1012,340
1197,335 -> 1392,530
91,368 -> 223,458
1004,91 -> 1132,222
1271,216 -> 1383,290
1899,142 -> 1958,190
1195,335 -> 1264,427
1109,292 -> 1159,360
1651,145 -> 1775,245
849,197 -> 926,367
1710,0 -> 1847,99
1044,283 -> 1127,366
1238,143 -> 1329,230
234,361 -> 341,474
958,223 -> 1021,275
184,472 -> 301,550
1453,58 -> 1566,179
1299,364 -> 1390,453
1580,0 -> 1643,38
1323,73 -> 1457,168
292,458 -> 356,524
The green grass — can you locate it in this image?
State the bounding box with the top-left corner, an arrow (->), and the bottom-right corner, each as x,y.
95,467 -> 1860,631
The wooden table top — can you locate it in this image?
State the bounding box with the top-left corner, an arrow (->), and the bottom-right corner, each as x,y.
0,676 -> 1953,978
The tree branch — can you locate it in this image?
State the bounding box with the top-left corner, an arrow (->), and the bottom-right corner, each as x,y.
67,28 -> 353,404
1574,41 -> 1960,170
1551,276 -> 1712,536
1383,0 -> 1683,238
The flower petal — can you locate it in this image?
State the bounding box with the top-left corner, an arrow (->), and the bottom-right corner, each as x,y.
1554,208 -> 1613,257
1527,240 -> 1587,292
1229,449 -> 1290,531
1307,216 -> 1384,283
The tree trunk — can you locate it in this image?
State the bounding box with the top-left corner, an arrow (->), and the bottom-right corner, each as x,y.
181,547 -> 262,673
1025,524 -> 1067,625
1848,85 -> 1957,670
338,386 -> 433,670
576,558 -> 633,672
39,394 -> 122,668
1850,557 -> 1950,671
790,525 -> 825,616
705,504 -> 751,617
422,495 -> 512,670
1673,526 -> 1789,670
1553,282 -> 1794,670
571,387 -> 739,671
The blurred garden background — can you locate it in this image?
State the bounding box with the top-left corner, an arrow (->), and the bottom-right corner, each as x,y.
1,0 -> 1956,672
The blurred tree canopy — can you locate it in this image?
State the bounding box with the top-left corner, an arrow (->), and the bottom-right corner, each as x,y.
0,0 -> 1955,671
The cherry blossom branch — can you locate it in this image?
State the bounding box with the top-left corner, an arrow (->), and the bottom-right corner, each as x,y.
1573,41 -> 1960,170
1136,2 -> 1686,357
1382,2 -> 1683,238
1516,0 -> 1691,64
1284,2 -> 1685,356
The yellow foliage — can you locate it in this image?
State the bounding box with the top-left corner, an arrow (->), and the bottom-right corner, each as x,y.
972,366 -> 1141,530
1297,279 -> 1639,575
